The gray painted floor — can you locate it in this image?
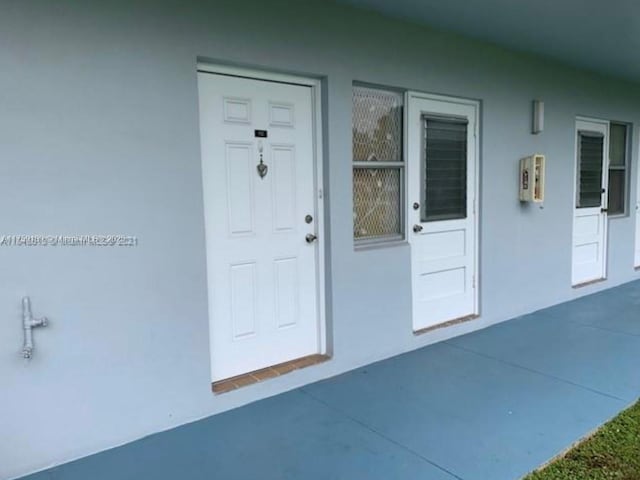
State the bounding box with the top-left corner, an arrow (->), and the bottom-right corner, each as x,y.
22,281 -> 640,480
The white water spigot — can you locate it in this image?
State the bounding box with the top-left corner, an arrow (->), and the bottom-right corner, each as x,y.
22,297 -> 48,359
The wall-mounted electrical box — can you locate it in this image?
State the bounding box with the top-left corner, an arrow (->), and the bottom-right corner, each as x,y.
519,154 -> 545,202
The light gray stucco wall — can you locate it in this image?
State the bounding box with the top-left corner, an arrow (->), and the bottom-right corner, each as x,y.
1,1 -> 640,478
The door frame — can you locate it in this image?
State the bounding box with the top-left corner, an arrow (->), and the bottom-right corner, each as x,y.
572,116 -> 609,285
406,91 -> 481,327
633,129 -> 640,268
197,62 -> 327,358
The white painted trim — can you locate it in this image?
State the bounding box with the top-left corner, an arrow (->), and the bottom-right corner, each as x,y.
197,62 -> 327,357
635,126 -> 640,268
310,77 -> 328,355
406,91 -> 481,320
576,115 -> 610,124
409,91 -> 481,112
197,63 -> 320,87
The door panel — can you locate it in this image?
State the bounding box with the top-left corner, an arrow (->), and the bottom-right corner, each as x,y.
408,94 -> 478,331
572,119 -> 608,285
271,144 -> 297,231
198,72 -> 321,381
225,142 -> 255,235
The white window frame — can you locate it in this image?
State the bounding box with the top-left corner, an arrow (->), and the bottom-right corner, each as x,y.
607,121 -> 631,218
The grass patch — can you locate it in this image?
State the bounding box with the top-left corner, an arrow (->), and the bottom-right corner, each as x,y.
525,400 -> 640,480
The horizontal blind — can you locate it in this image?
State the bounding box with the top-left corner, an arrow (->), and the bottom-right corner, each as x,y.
578,132 -> 604,208
422,117 -> 467,222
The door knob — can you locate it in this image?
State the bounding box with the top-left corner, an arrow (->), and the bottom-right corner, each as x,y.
413,225 -> 423,233
305,233 -> 318,243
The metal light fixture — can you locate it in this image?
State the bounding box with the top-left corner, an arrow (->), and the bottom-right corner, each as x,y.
532,100 -> 544,134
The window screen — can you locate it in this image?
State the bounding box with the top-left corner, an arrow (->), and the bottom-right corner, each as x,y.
577,132 -> 604,208
353,168 -> 401,238
353,87 -> 402,163
422,117 -> 467,222
352,86 -> 404,242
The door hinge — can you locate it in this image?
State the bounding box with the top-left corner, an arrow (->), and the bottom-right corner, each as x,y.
472,275 -> 476,289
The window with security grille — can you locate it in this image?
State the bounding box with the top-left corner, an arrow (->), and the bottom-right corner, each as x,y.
352,85 -> 404,243
607,122 -> 629,216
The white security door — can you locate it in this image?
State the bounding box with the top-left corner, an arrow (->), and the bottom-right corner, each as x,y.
572,119 -> 609,286
198,71 -> 322,381
407,93 -> 478,332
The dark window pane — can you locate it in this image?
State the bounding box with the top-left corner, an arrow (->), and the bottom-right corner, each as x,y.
353,167 -> 402,239
422,118 -> 467,222
607,123 -> 627,216
352,87 -> 403,162
608,169 -> 625,215
609,123 -> 627,167
577,132 -> 604,208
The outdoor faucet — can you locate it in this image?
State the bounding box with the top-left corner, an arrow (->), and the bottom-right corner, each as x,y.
22,296 -> 48,359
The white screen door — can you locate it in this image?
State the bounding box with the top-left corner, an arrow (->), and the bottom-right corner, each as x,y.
572,119 -> 609,286
407,93 -> 478,331
198,70 -> 322,381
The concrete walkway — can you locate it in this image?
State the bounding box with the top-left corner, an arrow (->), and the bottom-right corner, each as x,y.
23,281 -> 640,480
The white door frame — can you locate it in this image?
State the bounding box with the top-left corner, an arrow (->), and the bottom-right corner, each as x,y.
572,116 -> 609,285
406,91 -> 480,328
197,62 -> 327,360
634,131 -> 640,268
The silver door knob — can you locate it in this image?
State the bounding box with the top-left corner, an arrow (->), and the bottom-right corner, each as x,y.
305,233 -> 318,243
413,224 -> 423,233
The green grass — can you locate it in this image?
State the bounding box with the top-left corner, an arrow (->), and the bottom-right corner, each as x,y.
525,401 -> 640,480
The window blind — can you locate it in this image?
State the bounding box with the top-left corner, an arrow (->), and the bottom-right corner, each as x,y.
422,117 -> 468,222
578,132 -> 604,208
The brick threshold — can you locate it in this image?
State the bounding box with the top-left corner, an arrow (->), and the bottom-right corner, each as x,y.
413,314 -> 480,336
212,354 -> 329,394
572,277 -> 606,289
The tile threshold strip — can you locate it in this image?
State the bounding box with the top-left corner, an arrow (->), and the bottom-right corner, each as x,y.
212,354 -> 330,394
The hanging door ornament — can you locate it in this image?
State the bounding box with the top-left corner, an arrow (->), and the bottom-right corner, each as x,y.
255,132 -> 268,180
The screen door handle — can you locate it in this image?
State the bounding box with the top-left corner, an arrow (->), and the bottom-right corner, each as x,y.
413,225 -> 423,233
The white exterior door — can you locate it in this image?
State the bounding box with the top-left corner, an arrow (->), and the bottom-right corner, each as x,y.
407,93 -> 478,332
572,119 -> 609,286
198,71 -> 322,381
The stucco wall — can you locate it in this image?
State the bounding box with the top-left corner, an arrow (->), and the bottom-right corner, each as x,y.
1,1 -> 640,478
